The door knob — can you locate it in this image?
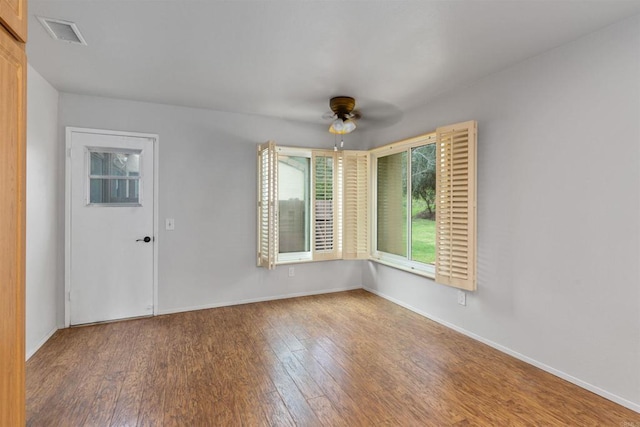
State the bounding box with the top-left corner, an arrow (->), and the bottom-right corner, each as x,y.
136,236 -> 152,242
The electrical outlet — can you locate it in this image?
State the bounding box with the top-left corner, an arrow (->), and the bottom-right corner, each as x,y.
165,218 -> 175,230
288,267 -> 295,277
457,290 -> 466,306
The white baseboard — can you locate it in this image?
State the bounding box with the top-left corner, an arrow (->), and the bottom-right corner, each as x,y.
157,285 -> 363,316
363,286 -> 640,414
26,327 -> 58,361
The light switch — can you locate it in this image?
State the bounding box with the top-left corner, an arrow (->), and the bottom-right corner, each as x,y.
165,218 -> 175,230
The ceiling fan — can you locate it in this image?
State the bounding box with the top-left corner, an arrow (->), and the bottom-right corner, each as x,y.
323,96 -> 361,135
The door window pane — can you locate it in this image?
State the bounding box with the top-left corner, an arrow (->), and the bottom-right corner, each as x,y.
88,150 -> 142,205
90,152 -> 140,177
90,178 -> 140,204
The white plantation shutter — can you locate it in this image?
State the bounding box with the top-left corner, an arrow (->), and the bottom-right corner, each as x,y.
342,151 -> 369,260
336,153 -> 344,256
312,152 -> 340,260
435,121 -> 477,290
257,141 -> 277,269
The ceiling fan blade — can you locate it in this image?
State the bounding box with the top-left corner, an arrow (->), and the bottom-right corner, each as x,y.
353,99 -> 403,129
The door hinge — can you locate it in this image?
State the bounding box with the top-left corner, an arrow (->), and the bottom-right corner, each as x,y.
67,148 -> 73,158
67,291 -> 71,301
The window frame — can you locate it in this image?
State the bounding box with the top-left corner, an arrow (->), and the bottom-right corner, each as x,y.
258,146 -> 343,266
276,146 -> 313,264
86,147 -> 144,207
370,132 -> 437,278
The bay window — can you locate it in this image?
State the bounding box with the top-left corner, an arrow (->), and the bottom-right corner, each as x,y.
257,120 -> 476,291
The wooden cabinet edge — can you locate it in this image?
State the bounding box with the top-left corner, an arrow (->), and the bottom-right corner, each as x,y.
0,0 -> 28,43
0,20 -> 26,427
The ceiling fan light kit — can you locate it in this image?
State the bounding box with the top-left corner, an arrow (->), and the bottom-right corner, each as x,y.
327,96 -> 359,135
329,118 -> 356,135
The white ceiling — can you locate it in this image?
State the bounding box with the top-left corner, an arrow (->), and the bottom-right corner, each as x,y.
27,1 -> 640,129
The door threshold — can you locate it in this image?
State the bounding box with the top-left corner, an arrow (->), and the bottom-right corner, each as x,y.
70,314 -> 153,328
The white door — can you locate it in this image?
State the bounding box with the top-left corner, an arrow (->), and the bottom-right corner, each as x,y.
67,129 -> 156,325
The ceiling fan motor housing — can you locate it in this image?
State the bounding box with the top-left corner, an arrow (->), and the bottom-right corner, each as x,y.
330,96 -> 356,119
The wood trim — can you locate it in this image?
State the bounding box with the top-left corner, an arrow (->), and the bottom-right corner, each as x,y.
369,131 -> 436,156
0,23 -> 26,426
0,0 -> 27,43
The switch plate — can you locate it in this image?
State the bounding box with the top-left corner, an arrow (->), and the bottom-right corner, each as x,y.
165,218 -> 175,230
288,267 -> 295,277
457,290 -> 466,306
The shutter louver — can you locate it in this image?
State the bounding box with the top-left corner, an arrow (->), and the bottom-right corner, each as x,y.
435,121 -> 477,290
312,152 -> 339,260
343,151 -> 369,260
257,141 -> 277,269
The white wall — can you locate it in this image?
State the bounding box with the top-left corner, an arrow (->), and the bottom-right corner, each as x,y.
26,65 -> 61,358
57,95 -> 364,318
362,16 -> 640,410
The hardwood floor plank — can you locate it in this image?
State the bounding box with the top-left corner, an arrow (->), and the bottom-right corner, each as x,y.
136,318 -> 170,427
27,323 -> 114,425
84,321 -> 143,426
162,313 -> 200,427
307,396 -> 342,426
26,290 -> 640,426
278,351 -> 323,400
261,390 -> 296,427
299,337 -> 416,425
311,308 -> 476,424
232,389 -> 271,427
292,347 -> 377,426
259,347 -> 323,427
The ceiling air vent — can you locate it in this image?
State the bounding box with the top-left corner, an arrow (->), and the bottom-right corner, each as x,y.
37,17 -> 87,45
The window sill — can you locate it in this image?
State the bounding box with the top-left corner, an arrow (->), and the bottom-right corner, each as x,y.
368,257 -> 436,280
276,258 -> 315,266
277,252 -> 312,264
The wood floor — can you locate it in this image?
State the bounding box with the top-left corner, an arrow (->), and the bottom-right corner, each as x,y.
27,290 -> 639,426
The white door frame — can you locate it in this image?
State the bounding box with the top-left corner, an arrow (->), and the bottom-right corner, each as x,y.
64,127 -> 160,327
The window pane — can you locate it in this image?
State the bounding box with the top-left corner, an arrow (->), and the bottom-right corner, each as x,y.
411,144 -> 436,264
278,155 -> 310,253
90,178 -> 140,204
90,151 -> 140,177
377,151 -> 407,256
